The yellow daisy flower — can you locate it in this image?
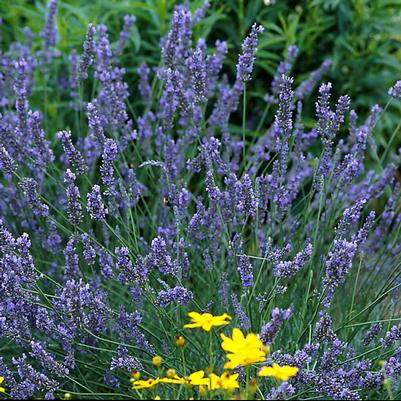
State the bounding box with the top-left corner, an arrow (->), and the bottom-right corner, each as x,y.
186,370 -> 211,387
209,371 -> 240,391
221,328 -> 267,369
184,312 -> 232,331
159,374 -> 186,385
159,370 -> 210,387
258,363 -> 299,381
132,378 -> 160,390
0,377 -> 4,393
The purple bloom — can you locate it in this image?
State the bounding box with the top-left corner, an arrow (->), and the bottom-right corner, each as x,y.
101,138 -> 118,190
150,236 -> 175,276
79,24 -> 96,80
99,248 -> 113,279
64,235 -> 80,277
388,80 -> 401,99
57,130 -> 88,175
380,324 -> 401,347
186,43 -> 207,103
274,243 -> 313,278
115,246 -> 149,286
231,293 -> 251,330
30,341 -> 69,377
235,23 -> 264,84
40,0 -> 59,64
260,306 -> 293,344
156,286 -> 193,308
137,63 -> 152,105
363,323 -> 382,346
115,15 -> 136,57
161,6 -> 193,68
110,346 -> 142,371
0,145 -> 17,174
237,252 -> 254,288
235,174 -> 257,216
64,169 -> 83,225
86,101 -> 107,147
86,184 -> 108,221
20,178 -> 49,216
194,0 -> 210,23
14,59 -> 30,140
81,233 -> 96,265
28,111 -> 54,165
41,0 -> 59,48
218,272 -> 230,309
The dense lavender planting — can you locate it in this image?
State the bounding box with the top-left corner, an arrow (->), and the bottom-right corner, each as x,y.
0,1 -> 400,400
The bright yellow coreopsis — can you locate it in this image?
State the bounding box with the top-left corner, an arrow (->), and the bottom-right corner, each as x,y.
159,370 -> 210,387
184,312 -> 232,331
221,328 -> 268,369
186,370 -> 211,387
209,372 -> 240,391
0,377 -> 4,393
132,378 -> 160,389
258,363 -> 299,381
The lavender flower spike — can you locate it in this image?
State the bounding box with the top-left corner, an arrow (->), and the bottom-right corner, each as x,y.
260,306 -> 293,344
57,130 -> 88,175
40,0 -> 60,64
20,177 -> 49,217
115,15 -> 136,57
64,169 -> 83,226
235,23 -> 264,84
101,138 -> 118,189
0,146 -> 17,174
388,80 -> 401,99
87,184 -> 108,221
79,24 -> 96,80
156,286 -> 193,308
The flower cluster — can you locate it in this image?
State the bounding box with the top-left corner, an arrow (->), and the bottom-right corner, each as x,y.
0,1 -> 400,400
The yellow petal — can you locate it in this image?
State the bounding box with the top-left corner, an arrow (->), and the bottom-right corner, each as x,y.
258,366 -> 274,376
187,312 -> 201,320
232,328 -> 245,342
184,323 -> 201,329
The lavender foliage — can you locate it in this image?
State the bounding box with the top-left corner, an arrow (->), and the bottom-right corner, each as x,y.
0,5 -> 400,400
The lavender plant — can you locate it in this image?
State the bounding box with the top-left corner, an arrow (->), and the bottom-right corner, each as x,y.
0,1 -> 400,400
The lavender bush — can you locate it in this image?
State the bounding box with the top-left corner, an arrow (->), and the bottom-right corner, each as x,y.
0,1 -> 401,400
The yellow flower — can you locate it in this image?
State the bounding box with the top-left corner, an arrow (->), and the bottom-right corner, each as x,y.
166,369 -> 177,378
184,312 -> 232,331
152,355 -> 163,367
159,375 -> 185,385
159,370 -> 210,387
132,378 -> 160,390
154,397 -> 161,400
131,370 -> 141,380
209,372 -> 240,391
186,370 -> 211,387
0,376 -> 4,393
175,335 -> 186,347
221,328 -> 267,369
258,364 -> 299,381
64,393 -> 72,400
